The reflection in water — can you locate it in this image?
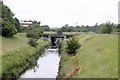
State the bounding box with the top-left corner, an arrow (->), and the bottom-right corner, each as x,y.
20,48 -> 60,78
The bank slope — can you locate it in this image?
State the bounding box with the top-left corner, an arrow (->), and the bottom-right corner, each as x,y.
75,34 -> 118,78
1,33 -> 50,79
58,33 -> 118,78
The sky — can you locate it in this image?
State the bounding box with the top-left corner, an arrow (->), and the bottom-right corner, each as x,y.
3,0 -> 119,28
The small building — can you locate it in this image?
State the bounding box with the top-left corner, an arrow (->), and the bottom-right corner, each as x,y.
20,22 -> 33,27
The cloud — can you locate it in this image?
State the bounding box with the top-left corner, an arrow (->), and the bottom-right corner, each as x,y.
3,0 -> 119,27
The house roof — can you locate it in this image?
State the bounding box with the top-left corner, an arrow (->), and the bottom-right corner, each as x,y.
20,22 -> 32,25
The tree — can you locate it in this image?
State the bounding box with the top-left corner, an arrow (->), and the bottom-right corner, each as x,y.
32,20 -> 41,26
2,20 -> 17,37
1,2 -> 19,37
26,25 -> 44,47
26,26 -> 43,39
61,24 -> 78,32
57,29 -> 63,34
41,25 -> 50,31
99,22 -> 113,34
66,37 -> 81,55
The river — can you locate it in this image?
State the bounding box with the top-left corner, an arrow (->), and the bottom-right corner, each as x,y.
20,48 -> 60,78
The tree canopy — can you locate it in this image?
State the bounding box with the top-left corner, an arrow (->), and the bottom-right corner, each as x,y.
0,2 -> 20,37
98,22 -> 113,34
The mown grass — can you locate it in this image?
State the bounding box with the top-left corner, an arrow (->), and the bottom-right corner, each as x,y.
1,33 -> 50,79
75,34 -> 118,78
58,33 -> 118,78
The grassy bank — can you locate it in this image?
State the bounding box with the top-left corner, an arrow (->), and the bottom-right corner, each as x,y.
1,33 -> 50,79
2,33 -> 28,54
58,33 -> 118,78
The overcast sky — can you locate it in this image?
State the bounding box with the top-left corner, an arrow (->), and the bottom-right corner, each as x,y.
3,0 -> 119,28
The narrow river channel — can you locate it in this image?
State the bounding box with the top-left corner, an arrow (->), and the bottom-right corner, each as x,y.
20,48 -> 60,78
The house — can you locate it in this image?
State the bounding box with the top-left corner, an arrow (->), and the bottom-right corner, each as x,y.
20,22 -> 33,27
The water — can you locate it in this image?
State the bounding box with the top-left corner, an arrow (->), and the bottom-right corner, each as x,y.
20,48 -> 60,78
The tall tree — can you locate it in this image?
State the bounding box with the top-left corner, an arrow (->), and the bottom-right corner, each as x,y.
1,2 -> 18,37
99,22 -> 113,34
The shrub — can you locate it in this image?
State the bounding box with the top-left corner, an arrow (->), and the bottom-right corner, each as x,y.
26,26 -> 43,39
28,38 -> 38,47
66,37 -> 81,55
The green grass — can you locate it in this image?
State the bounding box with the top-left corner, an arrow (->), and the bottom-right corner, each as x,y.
1,33 -> 50,78
75,34 -> 118,78
58,33 -> 118,78
1,33 -> 28,76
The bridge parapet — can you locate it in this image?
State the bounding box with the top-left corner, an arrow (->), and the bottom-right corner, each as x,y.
42,33 -> 74,39
50,34 -> 64,38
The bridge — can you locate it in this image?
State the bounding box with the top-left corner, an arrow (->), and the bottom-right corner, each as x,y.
42,33 -> 74,47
